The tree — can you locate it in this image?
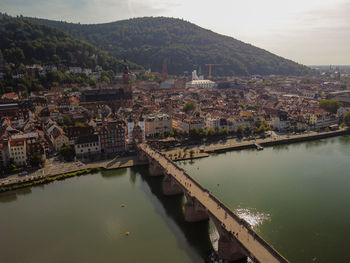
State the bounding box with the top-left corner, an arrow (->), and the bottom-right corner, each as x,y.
237,103 -> 245,109
75,122 -> 86,128
199,128 -> 207,138
344,112 -> 350,127
189,126 -> 200,139
189,150 -> 195,159
63,116 -> 73,127
59,145 -> 75,161
29,153 -> 43,167
207,128 -> 215,137
319,99 -> 342,114
244,125 -> 251,135
237,125 -> 244,138
182,102 -> 197,114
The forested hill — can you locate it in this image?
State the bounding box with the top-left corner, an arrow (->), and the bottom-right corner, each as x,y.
0,14 -> 141,71
32,16 -> 310,76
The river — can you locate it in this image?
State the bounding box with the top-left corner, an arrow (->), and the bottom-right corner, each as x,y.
1,136 -> 349,262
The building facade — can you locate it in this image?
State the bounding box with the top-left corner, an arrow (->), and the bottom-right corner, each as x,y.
145,113 -> 172,137
75,135 -> 101,159
99,121 -> 126,153
8,138 -> 27,166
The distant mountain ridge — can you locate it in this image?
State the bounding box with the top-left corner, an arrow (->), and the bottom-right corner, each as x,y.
31,16 -> 310,76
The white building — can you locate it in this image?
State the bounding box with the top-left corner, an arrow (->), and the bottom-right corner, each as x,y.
75,135 -> 101,159
127,117 -> 135,143
8,138 -> 27,166
67,67 -> 82,74
272,116 -> 290,132
304,112 -> 338,129
205,117 -> 220,130
127,117 -> 145,143
186,80 -> 216,89
145,113 -> 172,137
337,107 -> 350,116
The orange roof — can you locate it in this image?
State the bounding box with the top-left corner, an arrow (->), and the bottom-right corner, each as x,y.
69,97 -> 79,103
2,92 -> 18,99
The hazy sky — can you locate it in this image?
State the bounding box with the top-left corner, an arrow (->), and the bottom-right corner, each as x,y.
1,0 -> 349,65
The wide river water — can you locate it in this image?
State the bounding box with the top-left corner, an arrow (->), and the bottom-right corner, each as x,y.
1,136 -> 350,263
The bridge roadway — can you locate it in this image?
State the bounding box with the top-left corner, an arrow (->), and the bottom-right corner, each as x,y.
138,143 -> 289,263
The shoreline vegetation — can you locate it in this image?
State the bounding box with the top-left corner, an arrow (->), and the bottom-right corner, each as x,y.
1,129 -> 349,194
0,168 -> 101,193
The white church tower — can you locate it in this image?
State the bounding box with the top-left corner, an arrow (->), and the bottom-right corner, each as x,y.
138,116 -> 146,141
127,116 -> 134,143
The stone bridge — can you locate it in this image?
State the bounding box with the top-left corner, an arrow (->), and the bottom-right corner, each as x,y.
137,143 -> 289,263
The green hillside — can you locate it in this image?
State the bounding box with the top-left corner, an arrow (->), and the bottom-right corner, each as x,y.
0,14 -> 140,72
33,16 -> 310,76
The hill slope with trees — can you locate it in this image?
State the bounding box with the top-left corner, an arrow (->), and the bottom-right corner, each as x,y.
0,14 -> 141,71
33,16 -> 310,76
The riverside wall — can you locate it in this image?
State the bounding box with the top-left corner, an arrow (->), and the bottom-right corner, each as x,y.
205,129 -> 350,154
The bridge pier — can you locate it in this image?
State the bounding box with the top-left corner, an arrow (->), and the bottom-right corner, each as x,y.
211,216 -> 247,262
148,159 -> 163,176
218,235 -> 247,262
184,194 -> 209,222
162,175 -> 183,196
137,149 -> 148,162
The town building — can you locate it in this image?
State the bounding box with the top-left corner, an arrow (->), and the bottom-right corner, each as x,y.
75,135 -> 101,159
145,113 -> 172,137
8,138 -> 27,166
0,141 -> 8,169
45,120 -> 69,151
66,126 -> 94,145
99,121 -> 126,153
185,80 -> 216,89
304,111 -> 338,129
127,116 -> 145,143
11,132 -> 47,162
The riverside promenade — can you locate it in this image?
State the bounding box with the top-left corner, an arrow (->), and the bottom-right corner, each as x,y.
164,128 -> 350,157
0,156 -> 147,188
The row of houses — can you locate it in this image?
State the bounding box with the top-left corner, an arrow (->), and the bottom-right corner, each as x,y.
0,130 -> 47,168
43,119 -> 128,160
139,110 -> 341,136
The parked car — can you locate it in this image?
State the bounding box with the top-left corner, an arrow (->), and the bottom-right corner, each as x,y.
18,171 -> 28,177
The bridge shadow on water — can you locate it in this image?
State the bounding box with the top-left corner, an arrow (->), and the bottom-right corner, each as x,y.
131,166 -> 247,263
131,166 -> 214,263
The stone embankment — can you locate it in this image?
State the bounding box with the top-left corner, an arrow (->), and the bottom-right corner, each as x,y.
0,156 -> 147,192
165,129 -> 350,156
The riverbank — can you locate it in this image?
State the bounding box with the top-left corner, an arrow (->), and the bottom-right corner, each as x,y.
1,128 -> 348,193
0,156 -> 148,192
0,168 -> 101,193
163,128 -> 350,156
